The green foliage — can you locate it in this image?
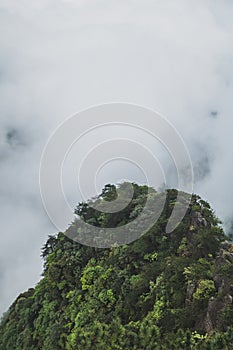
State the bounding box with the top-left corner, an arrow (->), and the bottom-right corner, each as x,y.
193,280 -> 216,301
0,184 -> 232,350
98,289 -> 116,306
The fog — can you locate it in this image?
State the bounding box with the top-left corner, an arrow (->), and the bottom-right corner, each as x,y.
0,0 -> 233,315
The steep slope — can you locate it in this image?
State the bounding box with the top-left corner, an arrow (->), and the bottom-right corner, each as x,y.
0,184 -> 233,349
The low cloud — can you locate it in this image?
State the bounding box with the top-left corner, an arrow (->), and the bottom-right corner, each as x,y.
0,0 -> 233,315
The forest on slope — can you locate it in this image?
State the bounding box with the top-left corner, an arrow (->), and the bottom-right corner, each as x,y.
0,183 -> 233,349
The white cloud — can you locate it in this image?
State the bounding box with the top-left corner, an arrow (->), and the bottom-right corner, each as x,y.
0,0 -> 233,314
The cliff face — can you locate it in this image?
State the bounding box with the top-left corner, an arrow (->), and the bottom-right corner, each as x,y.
0,185 -> 233,350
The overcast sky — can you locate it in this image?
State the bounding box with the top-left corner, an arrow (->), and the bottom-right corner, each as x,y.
0,0 -> 233,315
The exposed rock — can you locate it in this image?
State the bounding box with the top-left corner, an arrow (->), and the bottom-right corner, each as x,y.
185,282 -> 195,305
215,254 -> 231,267
202,282 -> 233,333
213,274 -> 223,290
223,294 -> 233,305
220,241 -> 232,250
191,211 -> 208,228
223,251 -> 233,263
202,297 -> 223,333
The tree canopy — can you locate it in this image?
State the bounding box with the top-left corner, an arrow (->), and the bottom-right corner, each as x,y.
1,183 -> 233,349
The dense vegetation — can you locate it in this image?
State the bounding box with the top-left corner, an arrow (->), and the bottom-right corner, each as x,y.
1,183 -> 233,349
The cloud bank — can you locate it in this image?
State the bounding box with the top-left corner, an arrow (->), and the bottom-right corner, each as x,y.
0,0 -> 233,315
